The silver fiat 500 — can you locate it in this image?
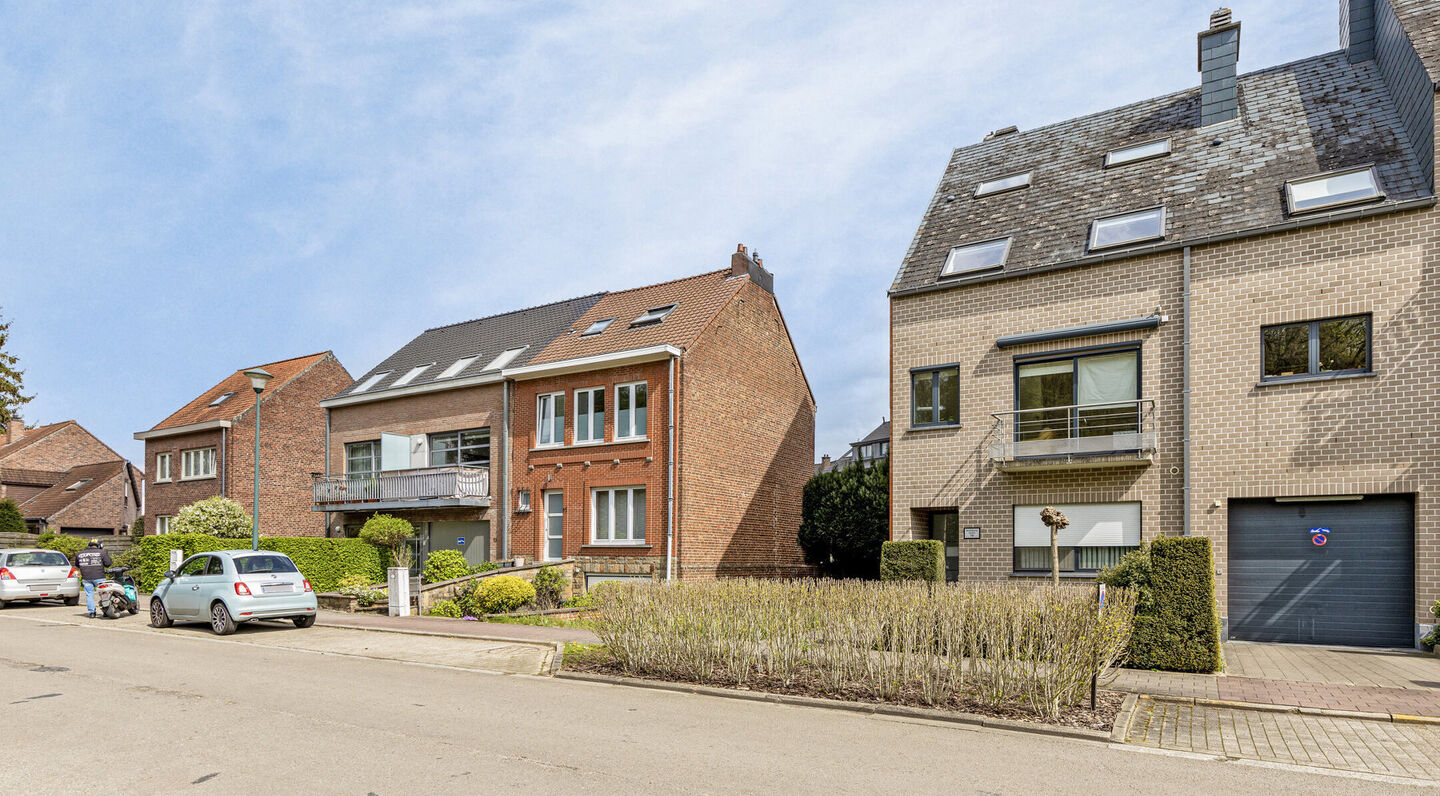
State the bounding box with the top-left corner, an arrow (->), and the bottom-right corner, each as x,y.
150,549 -> 318,635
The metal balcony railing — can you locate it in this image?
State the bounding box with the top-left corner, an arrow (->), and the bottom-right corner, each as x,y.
312,465 -> 490,507
989,399 -> 1156,463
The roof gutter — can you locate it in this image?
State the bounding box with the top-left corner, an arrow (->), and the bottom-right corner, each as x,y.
133,419 -> 233,441
319,372 -> 505,408
996,315 -> 1162,348
887,196 -> 1438,299
502,344 -> 684,381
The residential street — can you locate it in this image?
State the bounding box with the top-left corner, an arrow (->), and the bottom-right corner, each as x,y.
0,607 -> 1422,794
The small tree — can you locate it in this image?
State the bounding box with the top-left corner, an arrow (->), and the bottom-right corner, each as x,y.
0,308 -> 34,429
1039,506 -> 1069,586
0,498 -> 25,534
359,514 -> 416,570
171,496 -> 253,538
797,458 -> 889,579
130,515 -> 145,536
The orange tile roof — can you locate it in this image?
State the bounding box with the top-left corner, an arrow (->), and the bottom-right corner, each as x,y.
148,352 -> 332,431
0,421 -> 76,462
18,460 -> 126,520
528,270 -> 746,365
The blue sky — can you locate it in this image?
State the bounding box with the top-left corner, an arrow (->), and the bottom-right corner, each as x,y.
2,1 -> 1333,467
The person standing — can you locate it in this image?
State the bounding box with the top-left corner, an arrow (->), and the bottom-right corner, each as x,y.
75,540 -> 111,618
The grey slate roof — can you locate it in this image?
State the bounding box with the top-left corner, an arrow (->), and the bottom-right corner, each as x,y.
852,420 -> 890,447
1394,0 -> 1440,83
890,49 -> 1432,294
335,294 -> 604,398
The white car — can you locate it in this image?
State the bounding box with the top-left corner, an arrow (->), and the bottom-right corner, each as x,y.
0,548 -> 81,607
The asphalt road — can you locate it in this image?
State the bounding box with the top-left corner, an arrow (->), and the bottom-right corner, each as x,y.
0,607 -> 1425,795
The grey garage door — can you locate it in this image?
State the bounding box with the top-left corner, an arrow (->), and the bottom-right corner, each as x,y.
1228,496 -> 1413,647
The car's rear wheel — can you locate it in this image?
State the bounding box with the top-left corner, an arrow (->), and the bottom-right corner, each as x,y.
209,602 -> 237,635
292,614 -> 316,629
149,598 -> 172,628
63,595 -> 79,606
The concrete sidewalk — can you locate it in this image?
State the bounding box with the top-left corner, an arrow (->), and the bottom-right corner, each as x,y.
318,609 -> 601,644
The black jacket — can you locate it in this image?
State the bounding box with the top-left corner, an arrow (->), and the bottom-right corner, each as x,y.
75,547 -> 111,581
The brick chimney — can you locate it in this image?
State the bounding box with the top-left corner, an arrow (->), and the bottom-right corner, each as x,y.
1340,0 -> 1375,63
729,243 -> 775,294
3,420 -> 23,445
1198,9 -> 1241,126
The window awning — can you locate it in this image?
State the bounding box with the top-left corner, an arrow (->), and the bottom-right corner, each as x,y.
996,315 -> 1162,348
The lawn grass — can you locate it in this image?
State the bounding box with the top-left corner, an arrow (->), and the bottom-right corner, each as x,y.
563,642 -> 612,665
485,614 -> 596,630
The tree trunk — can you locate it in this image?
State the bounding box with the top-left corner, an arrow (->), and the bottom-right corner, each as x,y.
1050,528 -> 1060,587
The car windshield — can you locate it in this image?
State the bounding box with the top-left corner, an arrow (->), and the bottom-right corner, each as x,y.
233,555 -> 299,575
7,551 -> 70,567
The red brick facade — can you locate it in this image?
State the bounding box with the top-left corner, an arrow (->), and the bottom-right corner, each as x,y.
0,422 -> 139,534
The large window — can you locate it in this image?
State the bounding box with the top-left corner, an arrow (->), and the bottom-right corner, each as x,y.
1088,206 -> 1165,250
1262,315 -> 1371,381
616,382 -> 647,439
575,387 -> 605,443
346,441 -> 379,475
538,392 -> 565,447
911,365 -> 959,427
1012,503 -> 1140,573
154,452 -> 171,482
429,429 -> 490,466
1285,166 -> 1382,214
941,238 -> 1011,278
180,447 -> 216,480
155,515 -> 171,535
592,486 -> 646,544
1016,349 -> 1139,442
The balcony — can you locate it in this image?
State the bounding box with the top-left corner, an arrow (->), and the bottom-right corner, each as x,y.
311,465 -> 491,512
988,399 -> 1156,472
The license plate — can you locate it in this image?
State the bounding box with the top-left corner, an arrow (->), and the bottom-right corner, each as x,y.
261,584 -> 293,594
29,584 -> 58,592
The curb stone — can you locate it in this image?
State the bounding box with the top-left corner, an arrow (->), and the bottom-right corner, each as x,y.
554,670 -> 1111,742
313,619 -> 558,651
1110,693 -> 1139,743
1144,693 -> 1433,724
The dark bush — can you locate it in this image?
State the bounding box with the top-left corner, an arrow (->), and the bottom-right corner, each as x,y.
1101,536 -> 1221,673
421,550 -> 475,584
879,540 -> 945,582
532,565 -> 566,609
798,458 -> 889,578
0,498 -> 25,534
132,533 -> 385,592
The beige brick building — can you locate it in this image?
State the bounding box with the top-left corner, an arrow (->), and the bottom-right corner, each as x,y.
889,3 -> 1440,647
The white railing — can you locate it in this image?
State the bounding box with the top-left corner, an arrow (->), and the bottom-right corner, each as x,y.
989,399 -> 1156,462
312,465 -> 490,506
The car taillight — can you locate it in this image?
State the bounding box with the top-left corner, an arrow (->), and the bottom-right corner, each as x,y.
234,582 -> 252,597
0,568 -> 12,580
303,579 -> 312,593
68,567 -> 79,579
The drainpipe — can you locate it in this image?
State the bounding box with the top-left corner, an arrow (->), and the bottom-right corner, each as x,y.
324,407 -> 332,537
1182,246 -> 1192,537
666,355 -> 676,581
220,427 -> 228,497
501,379 -> 511,560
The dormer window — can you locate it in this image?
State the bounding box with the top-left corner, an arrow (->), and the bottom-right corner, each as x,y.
940,237 -> 1012,278
631,304 -> 677,327
1104,139 -> 1171,167
391,364 -> 433,387
208,392 -> 235,407
1088,207 -> 1166,251
1285,166 -> 1383,214
581,318 -> 615,336
483,346 -> 528,372
437,357 -> 477,379
974,172 -> 1032,197
350,371 -> 390,393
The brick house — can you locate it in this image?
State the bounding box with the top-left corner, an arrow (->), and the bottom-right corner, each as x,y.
0,421 -> 142,535
818,419 -> 889,474
889,3 -> 1440,647
135,352 -> 353,537
317,245 -> 815,587
315,296 -> 601,566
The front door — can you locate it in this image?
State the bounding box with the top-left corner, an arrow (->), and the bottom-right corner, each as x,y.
428,521 -> 491,567
544,491 -> 564,561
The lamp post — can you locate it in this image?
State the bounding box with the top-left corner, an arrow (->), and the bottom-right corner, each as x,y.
243,368 -> 273,551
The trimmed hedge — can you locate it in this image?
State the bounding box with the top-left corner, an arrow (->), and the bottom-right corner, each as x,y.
133,533 -> 386,593
1105,536 -> 1221,673
0,498 -> 25,534
879,540 -> 945,582
37,532 -> 88,564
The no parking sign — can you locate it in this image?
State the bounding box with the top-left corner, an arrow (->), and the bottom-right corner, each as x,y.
1310,527 -> 1330,546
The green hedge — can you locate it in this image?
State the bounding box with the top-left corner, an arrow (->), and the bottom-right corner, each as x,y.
133,534 -> 386,593
1106,536 -> 1221,673
879,540 -> 945,582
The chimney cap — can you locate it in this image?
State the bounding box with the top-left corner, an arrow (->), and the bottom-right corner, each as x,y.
1209,8 -> 1231,28
736,243 -> 748,254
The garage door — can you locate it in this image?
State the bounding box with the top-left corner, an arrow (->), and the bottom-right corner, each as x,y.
1228,496 -> 1413,647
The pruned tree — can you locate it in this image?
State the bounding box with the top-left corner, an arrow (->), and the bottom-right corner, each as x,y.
1040,506 -> 1070,586
797,458 -> 889,579
0,308 -> 33,430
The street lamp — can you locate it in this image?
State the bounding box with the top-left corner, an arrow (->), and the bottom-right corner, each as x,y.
243,367 -> 273,551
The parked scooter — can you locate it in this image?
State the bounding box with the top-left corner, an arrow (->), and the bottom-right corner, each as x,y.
96,567 -> 139,619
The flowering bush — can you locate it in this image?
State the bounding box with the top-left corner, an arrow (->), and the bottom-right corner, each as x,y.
335,574 -> 387,607
427,600 -> 464,618
460,575 -> 535,616
170,497 -> 252,539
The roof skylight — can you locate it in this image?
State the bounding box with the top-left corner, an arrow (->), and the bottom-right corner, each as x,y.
1089,207 -> 1166,250
350,371 -> 390,394
631,304 -> 678,327
65,479 -> 93,491
391,364 -> 433,387
581,318 -> 615,336
437,357 -> 477,379
208,392 -> 235,407
1285,166 -> 1383,214
1105,139 -> 1171,167
974,172 -> 1032,197
483,346 -> 528,372
940,238 -> 1012,278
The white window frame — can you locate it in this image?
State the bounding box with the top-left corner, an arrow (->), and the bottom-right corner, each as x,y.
180,447 -> 217,481
941,237 -> 1012,278
591,486 -> 646,545
438,356 -> 477,379
543,490 -> 564,561
155,515 -> 171,535
350,371 -> 390,394
537,392 -> 565,447
208,392 -> 235,407
574,386 -> 605,444
1104,138 -> 1171,168
482,346 -> 528,372
154,452 -> 172,482
391,364 -> 433,387
1284,165 -> 1384,215
615,382 -> 648,440
974,171 -> 1032,197
1087,206 -> 1166,251
516,489 -> 531,512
